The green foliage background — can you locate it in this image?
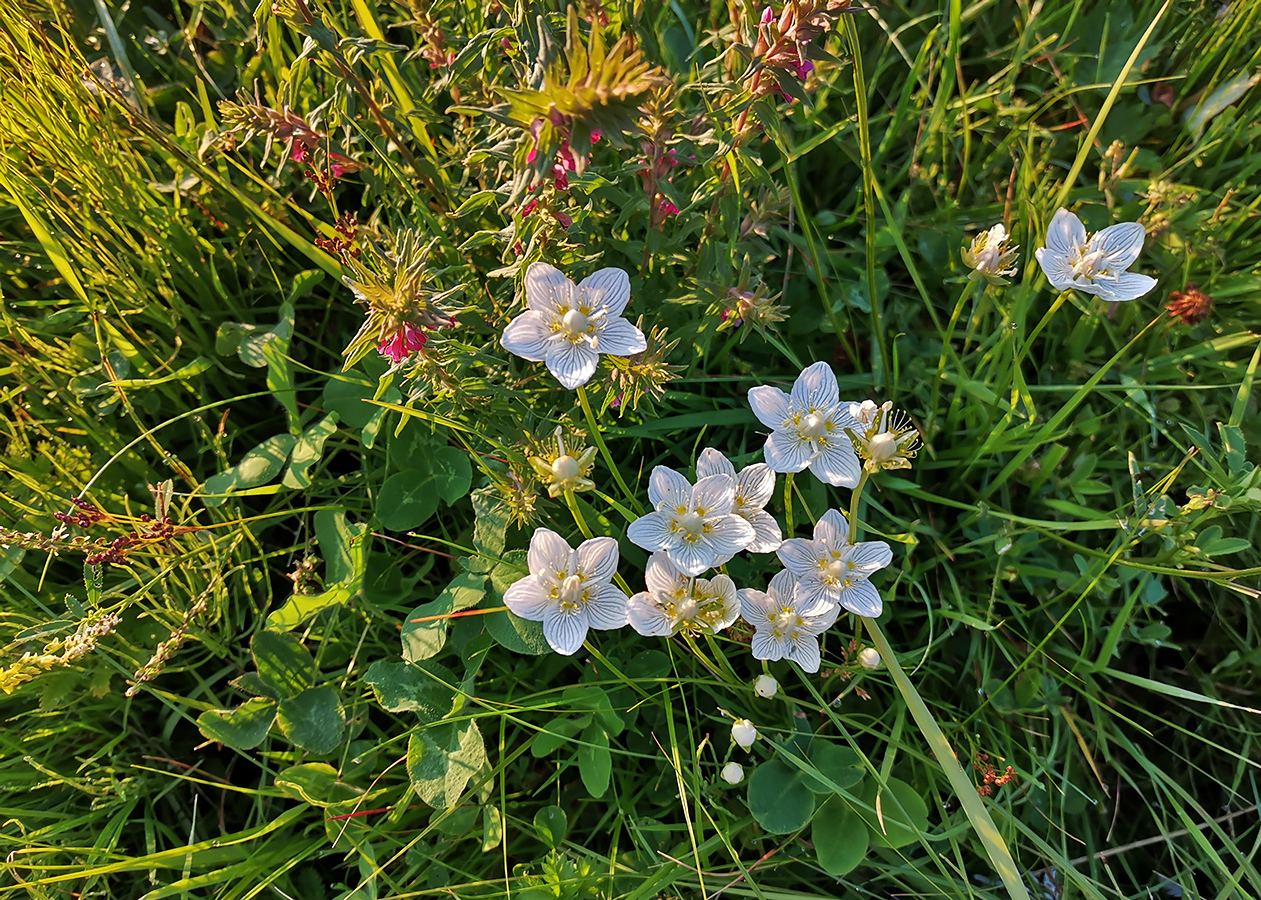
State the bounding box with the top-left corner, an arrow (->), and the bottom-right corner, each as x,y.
2,0 -> 1260,897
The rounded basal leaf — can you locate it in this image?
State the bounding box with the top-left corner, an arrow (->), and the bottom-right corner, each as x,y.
401,573 -> 486,661
812,796 -> 870,876
196,697 -> 277,750
802,742 -> 866,794
377,469 -> 440,531
251,631 -> 317,699
485,608 -> 550,655
203,434 -> 297,508
407,720 -> 487,809
276,686 -> 346,755
322,376 -> 377,428
855,777 -> 929,848
577,721 -> 612,798
747,758 -> 816,834
429,445 -> 473,504
534,806 -> 567,849
363,659 -> 458,722
275,762 -> 362,807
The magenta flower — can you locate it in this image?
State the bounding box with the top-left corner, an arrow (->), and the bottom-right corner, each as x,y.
377,323 -> 428,363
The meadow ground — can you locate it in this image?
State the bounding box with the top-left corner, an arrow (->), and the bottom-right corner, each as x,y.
1,0 -> 1260,897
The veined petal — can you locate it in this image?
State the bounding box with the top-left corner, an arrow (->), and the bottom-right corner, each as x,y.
627,511 -> 678,552
578,267 -> 631,317
668,540 -> 717,577
584,583 -> 629,630
703,575 -> 741,631
1045,208 -> 1086,256
577,536 -> 619,585
848,540 -> 893,573
792,574 -> 837,613
736,463 -> 776,509
802,600 -> 841,633
786,633 -> 822,673
628,592 -> 675,636
528,528 -> 573,579
524,262 -> 576,314
748,386 -> 791,429
777,537 -> 821,575
764,430 -> 813,473
503,576 -> 551,621
542,605 -> 589,655
739,588 -> 776,628
751,629 -> 789,663
744,508 -> 783,553
1093,272 -> 1158,302
644,551 -> 687,595
791,361 -> 840,411
810,440 -> 861,487
693,473 -> 737,516
813,508 -> 850,549
499,311 -> 552,362
696,447 -> 736,481
766,569 -> 799,605
593,316 -> 646,356
1091,222 -> 1146,270
648,465 -> 693,511
544,341 -> 599,389
837,579 -> 883,618
705,514 -> 756,556
1035,246 -> 1076,291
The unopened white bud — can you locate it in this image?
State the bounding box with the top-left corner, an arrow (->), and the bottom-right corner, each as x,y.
720,762 -> 744,784
858,647 -> 882,670
753,674 -> 778,699
731,718 -> 758,749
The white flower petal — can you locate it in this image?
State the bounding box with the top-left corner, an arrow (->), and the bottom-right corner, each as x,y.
751,629 -> 788,662
576,536 -> 619,584
736,463 -> 776,509
748,386 -> 790,430
803,600 -> 841,633
628,592 -> 675,636
792,574 -> 837,613
644,551 -> 686,595
744,508 -> 783,553
766,569 -> 799,604
787,633 -> 822,673
693,474 -> 736,517
738,588 -> 776,627
813,508 -> 850,549
791,361 -> 840,411
668,540 -> 717,577
627,511 -> 678,552
696,448 -> 736,481
528,528 -> 573,578
544,341 -> 600,390
503,576 -> 551,621
1093,272 -> 1158,302
499,311 -> 552,362
848,540 -> 893,573
648,465 -> 693,511
705,575 -> 741,631
764,430 -> 813,473
578,267 -> 631,317
1035,246 -> 1076,291
543,605 -> 589,655
593,316 -> 646,356
584,583 -> 629,630
1091,222 -> 1146,270
776,538 -> 820,575
705,514 -> 756,556
524,262 -> 576,314
1045,208 -> 1086,256
837,579 -> 883,618
810,440 -> 861,487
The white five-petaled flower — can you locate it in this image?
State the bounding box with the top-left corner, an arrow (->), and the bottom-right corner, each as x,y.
627,552 -> 741,637
627,466 -> 756,576
739,570 -> 840,674
1034,208 -> 1158,302
500,262 -> 647,389
776,508 -> 892,618
696,448 -> 782,561
962,223 -> 1019,283
747,361 -> 861,487
502,528 -> 629,656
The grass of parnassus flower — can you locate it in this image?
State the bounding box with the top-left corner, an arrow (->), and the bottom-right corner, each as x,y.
2,0 -> 1260,897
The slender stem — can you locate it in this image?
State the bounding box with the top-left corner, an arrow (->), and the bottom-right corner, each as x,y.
575,385 -> 642,514
564,489 -> 592,540
847,472 -> 869,544
783,473 -> 795,537
1014,290 -> 1070,370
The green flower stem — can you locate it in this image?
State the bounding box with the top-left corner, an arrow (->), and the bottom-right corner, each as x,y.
564,489 -> 593,540
847,471 -> 869,543
702,633 -> 743,686
575,385 -> 643,514
783,473 -> 795,536
863,616 -> 1030,900
1014,289 -> 1070,371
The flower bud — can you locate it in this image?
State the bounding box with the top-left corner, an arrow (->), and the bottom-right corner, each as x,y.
731,718 -> 758,749
858,647 -> 882,670
721,762 -> 745,784
753,674 -> 778,699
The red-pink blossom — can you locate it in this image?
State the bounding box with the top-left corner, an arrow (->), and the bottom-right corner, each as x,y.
377,323 -> 428,363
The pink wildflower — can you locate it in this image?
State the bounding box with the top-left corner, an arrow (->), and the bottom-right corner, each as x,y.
590,129 -> 602,143
377,323 -> 428,363
658,199 -> 679,217
794,57 -> 814,80
291,143 -> 310,163
554,210 -> 573,228
522,198 -> 539,217
760,6 -> 775,24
